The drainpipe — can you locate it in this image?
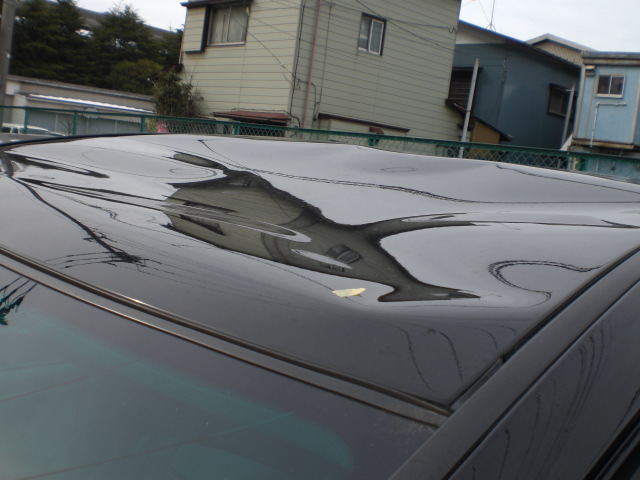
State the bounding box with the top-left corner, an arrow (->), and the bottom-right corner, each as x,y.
301,0 -> 322,130
573,64 -> 588,141
560,83 -> 575,147
590,102 -> 626,147
458,59 -> 479,158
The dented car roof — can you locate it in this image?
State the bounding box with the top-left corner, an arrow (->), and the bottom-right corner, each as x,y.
2,134 -> 640,414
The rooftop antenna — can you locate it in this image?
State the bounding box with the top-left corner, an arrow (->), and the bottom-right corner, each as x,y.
487,0 -> 497,31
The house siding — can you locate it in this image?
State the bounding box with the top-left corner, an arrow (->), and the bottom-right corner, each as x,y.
453,41 -> 579,149
181,1 -> 303,114
575,66 -> 640,146
291,0 -> 460,138
181,6 -> 207,53
180,0 -> 461,139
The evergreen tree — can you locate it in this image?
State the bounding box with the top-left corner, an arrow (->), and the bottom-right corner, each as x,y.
53,0 -> 93,84
7,0 -> 182,93
10,0 -> 91,84
91,4 -> 159,87
157,29 -> 182,67
107,58 -> 161,94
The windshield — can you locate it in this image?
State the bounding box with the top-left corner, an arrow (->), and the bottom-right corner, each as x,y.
0,265 -> 433,479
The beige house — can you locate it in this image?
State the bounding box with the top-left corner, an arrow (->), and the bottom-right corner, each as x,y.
180,0 -> 462,139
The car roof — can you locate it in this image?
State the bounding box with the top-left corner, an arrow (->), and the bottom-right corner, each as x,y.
2,134 -> 640,413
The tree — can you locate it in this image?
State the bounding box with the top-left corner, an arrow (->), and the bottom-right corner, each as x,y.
91,4 -> 158,86
7,0 -> 182,93
10,0 -> 92,84
156,28 -> 182,67
107,58 -> 161,94
89,4 -> 183,91
152,70 -> 201,118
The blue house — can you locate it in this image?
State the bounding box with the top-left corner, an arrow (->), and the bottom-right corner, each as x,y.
572,52 -> 640,156
449,22 -> 582,149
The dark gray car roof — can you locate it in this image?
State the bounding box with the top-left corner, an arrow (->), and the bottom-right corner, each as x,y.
2,134 -> 640,411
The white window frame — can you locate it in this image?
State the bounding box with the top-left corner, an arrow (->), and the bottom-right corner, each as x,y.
358,14 -> 385,55
208,4 -> 249,46
596,74 -> 625,97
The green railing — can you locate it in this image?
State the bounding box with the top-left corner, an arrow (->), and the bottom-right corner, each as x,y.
3,105 -> 640,183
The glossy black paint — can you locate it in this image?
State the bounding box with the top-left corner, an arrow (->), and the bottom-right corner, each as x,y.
390,245 -> 640,480
451,280 -> 640,479
2,135 -> 640,410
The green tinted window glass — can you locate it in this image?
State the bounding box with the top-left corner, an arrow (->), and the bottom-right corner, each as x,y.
0,266 -> 433,479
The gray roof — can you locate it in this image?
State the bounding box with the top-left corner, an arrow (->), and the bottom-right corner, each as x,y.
527,33 -> 594,52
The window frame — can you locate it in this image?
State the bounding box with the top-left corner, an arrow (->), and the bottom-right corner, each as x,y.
448,67 -> 478,109
548,84 -> 571,117
207,3 -> 249,47
358,14 -> 386,55
597,74 -> 625,97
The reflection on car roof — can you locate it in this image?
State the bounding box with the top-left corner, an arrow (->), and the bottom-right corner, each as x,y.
2,134 -> 640,409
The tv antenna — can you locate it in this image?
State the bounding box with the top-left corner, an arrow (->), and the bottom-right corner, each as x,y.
487,0 -> 497,31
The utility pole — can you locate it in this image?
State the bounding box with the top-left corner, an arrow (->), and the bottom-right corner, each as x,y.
0,0 -> 18,108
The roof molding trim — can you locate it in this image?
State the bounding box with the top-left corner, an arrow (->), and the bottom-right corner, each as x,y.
317,113 -> 411,133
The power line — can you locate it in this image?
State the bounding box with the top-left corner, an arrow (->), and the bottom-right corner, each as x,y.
332,0 -> 456,30
460,0 -> 492,28
252,2 -> 515,62
187,1 -> 515,120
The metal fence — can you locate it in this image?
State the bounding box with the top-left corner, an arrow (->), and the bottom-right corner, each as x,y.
3,106 -> 640,183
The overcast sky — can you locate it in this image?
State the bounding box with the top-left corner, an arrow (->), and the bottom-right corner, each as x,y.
77,0 -> 640,52
459,0 -> 640,52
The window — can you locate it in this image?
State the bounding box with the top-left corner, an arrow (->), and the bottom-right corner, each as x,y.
0,265 -> 434,480
448,68 -> 477,108
358,14 -> 385,55
208,4 -> 249,45
597,74 -> 625,96
548,84 -> 571,117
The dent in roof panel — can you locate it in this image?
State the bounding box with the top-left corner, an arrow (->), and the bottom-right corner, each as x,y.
2,135 -> 640,406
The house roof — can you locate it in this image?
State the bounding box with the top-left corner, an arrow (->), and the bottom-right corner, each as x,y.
181,0 -> 250,8
9,75 -> 152,102
213,110 -> 290,125
317,113 -> 411,133
456,21 -> 582,69
27,94 -> 152,113
446,100 -> 512,142
582,52 -> 640,65
527,33 -> 594,65
7,75 -> 154,113
527,33 -> 594,53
